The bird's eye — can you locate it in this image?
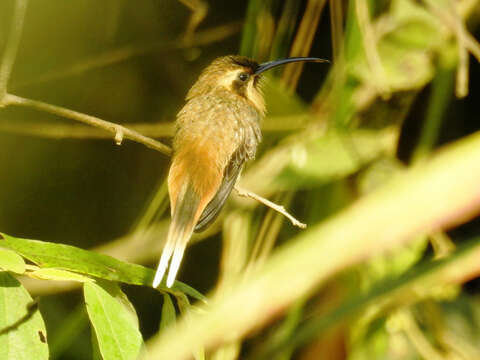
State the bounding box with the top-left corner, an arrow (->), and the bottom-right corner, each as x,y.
238,72 -> 250,82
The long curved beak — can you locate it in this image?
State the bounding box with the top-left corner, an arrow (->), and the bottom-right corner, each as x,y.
254,57 -> 329,75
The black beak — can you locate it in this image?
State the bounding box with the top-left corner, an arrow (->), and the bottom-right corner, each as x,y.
254,57 -> 329,75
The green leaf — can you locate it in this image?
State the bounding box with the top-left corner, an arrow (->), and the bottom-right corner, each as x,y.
0,233 -> 206,302
0,272 -> 49,360
160,294 -> 176,331
240,127 -> 396,196
389,0 -> 444,50
277,128 -> 396,189
29,268 -> 93,282
349,0 -> 447,93
84,281 -> 143,360
0,248 -> 25,274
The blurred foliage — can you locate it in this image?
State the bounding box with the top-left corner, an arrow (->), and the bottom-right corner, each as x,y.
1,0 -> 480,359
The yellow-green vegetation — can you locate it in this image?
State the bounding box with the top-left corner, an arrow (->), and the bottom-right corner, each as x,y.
1,0 -> 480,359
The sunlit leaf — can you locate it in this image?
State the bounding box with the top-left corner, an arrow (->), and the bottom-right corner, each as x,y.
0,247 -> 25,274
29,268 -> 93,283
84,281 -> 143,360
0,233 -> 206,302
240,127 -> 397,197
277,128 -> 397,189
0,272 -> 48,360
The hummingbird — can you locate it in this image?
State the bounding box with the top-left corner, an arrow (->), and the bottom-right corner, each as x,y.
153,55 -> 328,288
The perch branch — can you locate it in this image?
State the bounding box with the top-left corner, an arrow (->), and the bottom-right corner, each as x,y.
234,186 -> 307,229
3,93 -> 172,155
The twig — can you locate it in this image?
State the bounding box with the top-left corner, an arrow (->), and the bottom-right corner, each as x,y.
0,0 -> 28,102
3,93 -> 172,155
234,186 -> 306,229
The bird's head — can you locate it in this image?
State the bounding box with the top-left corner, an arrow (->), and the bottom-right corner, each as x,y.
186,55 -> 328,115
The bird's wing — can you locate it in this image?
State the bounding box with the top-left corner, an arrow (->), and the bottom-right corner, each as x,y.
193,146 -> 246,232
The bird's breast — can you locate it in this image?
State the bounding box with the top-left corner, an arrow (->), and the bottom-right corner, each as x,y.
169,92 -> 262,204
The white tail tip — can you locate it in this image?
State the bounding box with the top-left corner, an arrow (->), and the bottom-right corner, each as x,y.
153,209 -> 193,288
165,241 -> 187,288
152,234 -> 188,288
152,237 -> 176,288
152,267 -> 165,288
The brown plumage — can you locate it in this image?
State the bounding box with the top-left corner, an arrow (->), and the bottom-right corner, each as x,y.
153,55 -> 327,288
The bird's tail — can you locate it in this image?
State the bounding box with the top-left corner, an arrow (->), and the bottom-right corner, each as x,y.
152,184 -> 200,288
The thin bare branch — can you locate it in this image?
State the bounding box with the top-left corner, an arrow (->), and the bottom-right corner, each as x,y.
234,186 -> 306,229
0,0 -> 28,101
3,93 -> 172,155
